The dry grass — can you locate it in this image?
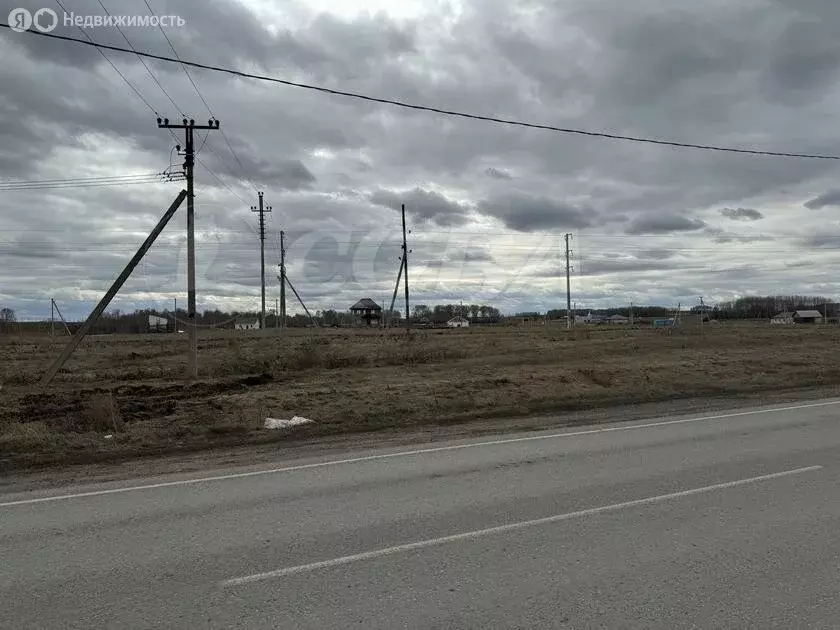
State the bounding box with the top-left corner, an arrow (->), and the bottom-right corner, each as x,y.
2,320 -> 839,469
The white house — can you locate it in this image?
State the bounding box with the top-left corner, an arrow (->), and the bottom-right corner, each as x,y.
608,314 -> 629,325
235,318 -> 259,330
770,312 -> 793,325
447,316 -> 470,328
581,311 -> 605,325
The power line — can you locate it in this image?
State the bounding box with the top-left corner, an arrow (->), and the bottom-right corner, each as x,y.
0,179 -> 174,192
143,0 -> 212,116
200,142 -> 258,197
0,173 -> 181,191
5,24 -> 840,160
95,0 -> 184,116
194,154 -> 248,205
0,172 -> 162,186
51,0 -> 158,115
142,0 -> 258,192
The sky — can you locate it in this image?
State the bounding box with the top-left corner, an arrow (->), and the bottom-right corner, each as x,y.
3,0 -> 840,320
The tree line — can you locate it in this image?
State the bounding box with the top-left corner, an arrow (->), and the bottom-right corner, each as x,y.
410,304 -> 503,324
4,294 -> 837,334
714,295 -> 834,319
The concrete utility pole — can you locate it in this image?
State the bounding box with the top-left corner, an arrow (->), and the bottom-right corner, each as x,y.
51,298 -> 55,338
565,233 -> 573,329
251,192 -> 272,330
51,299 -> 71,336
157,116 -> 219,379
401,204 -> 411,329
279,230 -> 286,330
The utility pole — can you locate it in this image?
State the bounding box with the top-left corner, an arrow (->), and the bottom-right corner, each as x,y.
699,296 -> 704,335
251,192 -> 272,330
173,297 -> 177,333
629,301 -> 634,326
388,258 -> 404,327
51,299 -> 71,336
401,204 -> 411,329
279,230 -> 286,330
565,233 -> 573,329
51,298 -> 55,338
275,298 -> 279,330
157,116 -> 219,379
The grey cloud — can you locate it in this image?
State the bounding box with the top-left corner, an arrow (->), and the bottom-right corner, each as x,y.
485,167 -> 513,180
369,188 -> 470,226
720,207 -> 764,221
538,258 -> 676,278
802,234 -> 840,249
478,193 -> 594,232
445,247 -> 495,263
638,248 -> 675,260
805,190 -> 840,209
626,214 -> 706,235
703,227 -> 775,244
7,0 -> 840,317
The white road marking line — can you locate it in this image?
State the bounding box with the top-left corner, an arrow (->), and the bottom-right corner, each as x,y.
2,399 -> 838,508
222,465 -> 823,587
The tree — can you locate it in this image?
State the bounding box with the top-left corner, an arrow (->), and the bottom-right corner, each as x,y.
412,304 -> 431,322
0,307 -> 15,333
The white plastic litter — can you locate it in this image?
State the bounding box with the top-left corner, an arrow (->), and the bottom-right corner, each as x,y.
264,416 -> 314,429
103,434 -> 114,439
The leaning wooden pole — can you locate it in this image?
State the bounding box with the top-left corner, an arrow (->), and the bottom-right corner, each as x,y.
280,275 -> 318,327
387,257 -> 404,327
40,190 -> 187,387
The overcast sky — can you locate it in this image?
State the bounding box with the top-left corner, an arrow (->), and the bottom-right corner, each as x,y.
3,0 -> 840,320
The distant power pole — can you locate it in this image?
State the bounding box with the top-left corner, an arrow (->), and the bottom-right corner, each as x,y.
251,192 -> 272,330
157,116 -> 219,379
699,296 -> 705,335
279,230 -> 286,330
51,298 -> 55,337
629,301 -> 634,326
401,204 -> 411,329
565,233 -> 573,329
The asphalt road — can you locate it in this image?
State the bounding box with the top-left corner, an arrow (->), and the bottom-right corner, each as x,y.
3,398 -> 840,628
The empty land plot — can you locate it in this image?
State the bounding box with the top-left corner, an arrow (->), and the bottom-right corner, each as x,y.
1,321 -> 839,469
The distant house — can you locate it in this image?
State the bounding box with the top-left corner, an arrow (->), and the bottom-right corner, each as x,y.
582,312 -> 605,325
770,312 -> 794,325
447,316 -> 469,328
349,298 -> 382,327
235,318 -> 259,330
147,314 -> 168,333
608,314 -> 629,325
793,310 -> 823,324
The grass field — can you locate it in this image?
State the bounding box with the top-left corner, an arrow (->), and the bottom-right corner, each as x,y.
2,320 -> 839,469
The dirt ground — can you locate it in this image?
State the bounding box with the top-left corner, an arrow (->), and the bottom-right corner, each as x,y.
2,320 -> 839,472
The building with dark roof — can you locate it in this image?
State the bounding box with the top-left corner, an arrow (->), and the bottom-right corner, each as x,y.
350,298 -> 382,326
